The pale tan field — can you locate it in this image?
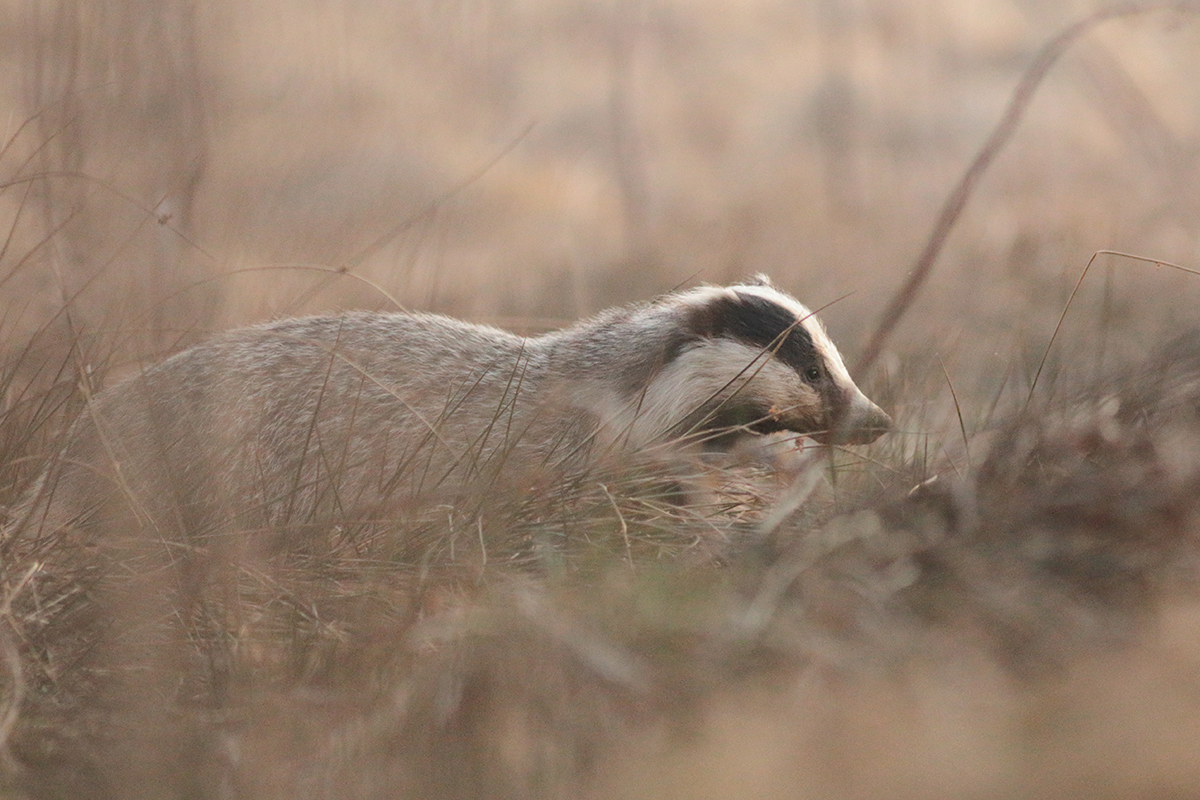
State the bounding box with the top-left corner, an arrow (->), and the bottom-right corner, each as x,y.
1,1 -> 1200,798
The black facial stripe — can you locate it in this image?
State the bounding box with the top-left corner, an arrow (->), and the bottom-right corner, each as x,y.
678,398 -> 790,451
687,292 -> 821,378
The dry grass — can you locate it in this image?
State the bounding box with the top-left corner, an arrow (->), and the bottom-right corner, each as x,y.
1,1 -> 1200,798
7,333 -> 1199,799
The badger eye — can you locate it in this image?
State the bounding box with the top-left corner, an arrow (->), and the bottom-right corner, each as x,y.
804,366 -> 822,382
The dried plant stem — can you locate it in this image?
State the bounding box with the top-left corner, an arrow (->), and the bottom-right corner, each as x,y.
1025,249 -> 1200,408
0,562 -> 40,760
938,355 -> 971,471
600,484 -> 634,570
854,1 -> 1200,377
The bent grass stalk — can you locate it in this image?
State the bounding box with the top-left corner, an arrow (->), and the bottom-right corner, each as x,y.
1026,250 -> 1200,409
856,2 -> 1200,378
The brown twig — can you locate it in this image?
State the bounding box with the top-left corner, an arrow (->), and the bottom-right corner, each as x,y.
853,1 -> 1200,377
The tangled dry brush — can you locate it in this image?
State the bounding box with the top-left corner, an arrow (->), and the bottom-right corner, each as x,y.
0,328 -> 1197,799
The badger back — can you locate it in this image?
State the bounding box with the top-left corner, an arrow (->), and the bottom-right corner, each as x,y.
13,312 -> 574,545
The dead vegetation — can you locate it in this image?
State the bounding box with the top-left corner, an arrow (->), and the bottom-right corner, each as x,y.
5,324 -> 1200,799
1,1 -> 1200,798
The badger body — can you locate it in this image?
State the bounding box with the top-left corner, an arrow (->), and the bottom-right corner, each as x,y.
14,278 -> 889,546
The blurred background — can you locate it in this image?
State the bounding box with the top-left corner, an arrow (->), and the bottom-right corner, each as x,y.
1,0 -> 1198,395
4,4 -> 1200,797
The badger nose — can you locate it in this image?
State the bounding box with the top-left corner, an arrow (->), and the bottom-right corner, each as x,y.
852,401 -> 892,444
834,395 -> 891,445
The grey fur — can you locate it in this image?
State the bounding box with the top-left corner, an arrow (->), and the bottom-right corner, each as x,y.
12,279 -> 889,543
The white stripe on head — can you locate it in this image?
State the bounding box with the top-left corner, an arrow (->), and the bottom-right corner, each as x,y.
617,338 -> 819,448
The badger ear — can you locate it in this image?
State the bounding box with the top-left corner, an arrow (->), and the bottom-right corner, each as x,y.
744,273 -> 775,288
680,287 -> 777,341
679,290 -> 730,340
681,287 -> 784,343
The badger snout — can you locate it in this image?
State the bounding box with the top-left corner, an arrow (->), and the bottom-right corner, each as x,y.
812,391 -> 892,445
843,398 -> 892,444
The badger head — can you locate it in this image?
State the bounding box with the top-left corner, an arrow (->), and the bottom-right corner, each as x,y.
632,277 -> 891,449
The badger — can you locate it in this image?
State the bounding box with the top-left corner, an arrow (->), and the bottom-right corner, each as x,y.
10,277 -> 889,549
